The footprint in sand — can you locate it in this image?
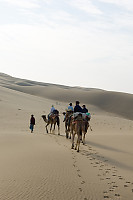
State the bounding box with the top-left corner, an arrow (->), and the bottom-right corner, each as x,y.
124,184 -> 128,187
99,168 -> 103,171
112,185 -> 118,189
106,168 -> 111,171
106,177 -> 111,180
98,174 -> 101,177
100,164 -> 105,167
111,182 -> 116,184
81,181 -> 85,184
115,193 -> 120,197
112,166 -> 116,169
109,189 -> 114,192
112,174 -> 117,177
126,181 -> 131,184
103,191 -> 108,194
95,162 -> 100,165
103,195 -> 109,198
79,187 -> 82,192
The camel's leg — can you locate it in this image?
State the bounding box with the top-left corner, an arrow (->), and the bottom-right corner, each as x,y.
45,124 -> 49,133
57,117 -> 60,135
82,132 -> 85,145
71,129 -> 74,149
65,129 -> 68,138
50,124 -> 52,133
76,123 -> 82,152
75,138 -> 77,150
69,133 -> 71,140
77,135 -> 80,152
51,123 -> 55,133
54,123 -> 56,130
65,123 -> 68,138
67,125 -> 71,139
58,125 -> 60,135
68,125 -> 71,139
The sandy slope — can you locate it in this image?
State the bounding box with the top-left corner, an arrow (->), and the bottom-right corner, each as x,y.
0,74 -> 133,200
1,73 -> 133,120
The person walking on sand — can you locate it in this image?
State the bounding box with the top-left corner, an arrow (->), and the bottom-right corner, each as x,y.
30,114 -> 35,133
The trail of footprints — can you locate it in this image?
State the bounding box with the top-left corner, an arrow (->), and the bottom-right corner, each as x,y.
71,151 -> 88,200
52,134 -> 133,199
80,145 -> 133,200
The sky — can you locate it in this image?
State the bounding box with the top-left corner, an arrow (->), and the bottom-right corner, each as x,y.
0,0 -> 133,94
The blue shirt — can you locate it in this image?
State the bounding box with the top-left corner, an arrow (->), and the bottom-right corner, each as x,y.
68,106 -> 73,111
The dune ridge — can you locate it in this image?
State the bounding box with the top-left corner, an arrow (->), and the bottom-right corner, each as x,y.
0,73 -> 133,120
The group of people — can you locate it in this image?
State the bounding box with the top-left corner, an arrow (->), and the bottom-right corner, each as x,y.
64,101 -> 91,122
29,101 -> 91,133
67,101 -> 89,114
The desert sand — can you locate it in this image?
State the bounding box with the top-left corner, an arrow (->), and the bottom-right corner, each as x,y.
0,73 -> 133,200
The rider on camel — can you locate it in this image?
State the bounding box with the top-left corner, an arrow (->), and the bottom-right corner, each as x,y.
74,101 -> 82,113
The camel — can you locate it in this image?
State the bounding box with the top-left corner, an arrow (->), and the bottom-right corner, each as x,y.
71,113 -> 83,152
63,110 -> 73,139
41,114 -> 60,135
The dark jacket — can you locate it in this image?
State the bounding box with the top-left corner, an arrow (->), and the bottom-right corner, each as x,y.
74,105 -> 83,113
30,116 -> 35,125
82,108 -> 88,113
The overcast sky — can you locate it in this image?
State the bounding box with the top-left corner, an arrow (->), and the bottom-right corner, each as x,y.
0,0 -> 133,94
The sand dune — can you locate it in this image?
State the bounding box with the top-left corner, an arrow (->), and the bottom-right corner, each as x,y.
1,73 -> 133,120
0,73 -> 133,200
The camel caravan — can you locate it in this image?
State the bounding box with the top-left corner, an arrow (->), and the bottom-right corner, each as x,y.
41,101 -> 91,152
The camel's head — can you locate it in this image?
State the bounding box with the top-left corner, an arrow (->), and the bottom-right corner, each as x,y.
41,115 -> 46,120
62,112 -> 66,116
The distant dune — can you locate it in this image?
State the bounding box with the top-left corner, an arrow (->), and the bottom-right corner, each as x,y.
0,72 -> 133,120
